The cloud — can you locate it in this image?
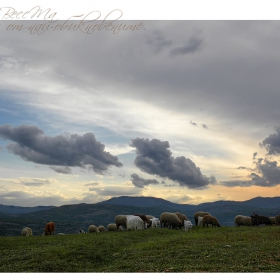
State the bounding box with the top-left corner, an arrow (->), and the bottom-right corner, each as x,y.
169,34 -> 203,57
0,177 -> 55,187
260,127 -> 280,155
202,124 -> 208,129
190,120 -> 197,126
130,138 -> 215,189
222,158 -> 280,187
253,159 -> 280,186
85,182 -> 101,187
237,166 -> 247,170
49,166 -> 72,174
0,190 -> 71,207
130,173 -> 159,188
220,179 -> 253,187
237,166 -> 255,172
0,124 -> 123,174
253,152 -> 258,159
145,29 -> 173,53
87,186 -> 142,196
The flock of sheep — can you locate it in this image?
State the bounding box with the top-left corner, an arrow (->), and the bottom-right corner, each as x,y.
235,213 -> 280,226
20,211 -> 280,236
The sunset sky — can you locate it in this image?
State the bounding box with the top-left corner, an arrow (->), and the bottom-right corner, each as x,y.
0,1 -> 280,207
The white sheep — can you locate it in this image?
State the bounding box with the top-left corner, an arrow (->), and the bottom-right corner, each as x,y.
126,215 -> 145,231
150,217 -> 160,228
184,220 -> 193,231
197,216 -> 203,226
21,227 -> 33,236
79,229 -> 85,233
57,233 -> 65,235
234,215 -> 252,226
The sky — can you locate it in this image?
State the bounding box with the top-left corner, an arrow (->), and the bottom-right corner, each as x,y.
0,2 -> 280,207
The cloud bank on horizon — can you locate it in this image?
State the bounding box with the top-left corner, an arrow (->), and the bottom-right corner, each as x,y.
0,20 -> 280,206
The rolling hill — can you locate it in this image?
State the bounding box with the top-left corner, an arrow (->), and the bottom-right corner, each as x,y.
0,196 -> 280,236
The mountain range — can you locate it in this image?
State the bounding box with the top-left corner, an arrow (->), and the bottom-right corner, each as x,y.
0,196 -> 280,236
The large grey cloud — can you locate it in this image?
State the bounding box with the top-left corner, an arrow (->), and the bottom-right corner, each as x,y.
222,158 -> 280,187
130,138 -> 216,189
0,124 -> 123,174
260,127 -> 280,155
1,21 -> 280,137
130,173 -> 159,188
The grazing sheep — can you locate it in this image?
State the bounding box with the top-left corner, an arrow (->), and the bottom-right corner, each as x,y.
234,215 -> 252,227
134,214 -> 151,228
150,217 -> 160,228
184,220 -> 193,231
98,225 -> 106,232
79,229 -> 85,233
175,212 -> 189,223
146,215 -> 155,220
202,215 -> 221,228
21,227 -> 33,236
88,225 -> 100,233
250,213 -> 272,226
107,223 -> 118,231
126,215 -> 145,231
118,225 -> 124,231
194,211 -> 211,226
115,215 -> 128,230
197,216 -> 203,226
275,215 -> 280,225
269,217 -> 276,225
43,222 -> 55,235
118,226 -> 124,231
160,212 -> 183,229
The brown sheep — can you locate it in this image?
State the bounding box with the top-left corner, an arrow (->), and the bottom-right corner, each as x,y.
250,213 -> 272,226
160,212 -> 183,229
194,211 -> 211,226
97,225 -> 106,232
115,215 -> 127,230
146,215 -> 155,220
202,215 -> 221,228
175,212 -> 189,223
43,222 -> 55,235
107,223 -> 124,231
107,223 -> 118,231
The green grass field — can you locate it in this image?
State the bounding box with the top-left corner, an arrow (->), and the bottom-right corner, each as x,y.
1,226 -> 280,272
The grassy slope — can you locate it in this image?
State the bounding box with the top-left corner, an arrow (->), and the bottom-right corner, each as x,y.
1,226 -> 280,272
